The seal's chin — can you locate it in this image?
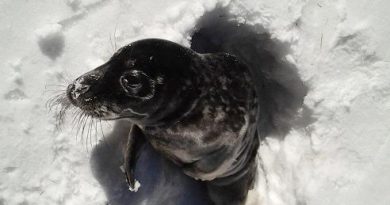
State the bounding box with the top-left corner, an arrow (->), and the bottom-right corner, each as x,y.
65,87 -> 118,120
119,108 -> 149,119
69,100 -> 120,120
91,106 -> 123,120
99,111 -> 121,121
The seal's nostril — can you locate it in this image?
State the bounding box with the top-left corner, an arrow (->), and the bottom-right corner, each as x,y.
67,83 -> 75,93
67,84 -> 75,98
78,85 -> 90,94
66,83 -> 78,105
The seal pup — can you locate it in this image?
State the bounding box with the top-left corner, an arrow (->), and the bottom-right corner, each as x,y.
65,39 -> 260,205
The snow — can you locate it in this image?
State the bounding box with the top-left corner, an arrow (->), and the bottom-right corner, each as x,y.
128,181 -> 141,193
35,24 -> 65,60
1,0 -> 390,204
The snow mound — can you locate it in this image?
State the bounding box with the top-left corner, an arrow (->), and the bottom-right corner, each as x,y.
35,24 -> 65,60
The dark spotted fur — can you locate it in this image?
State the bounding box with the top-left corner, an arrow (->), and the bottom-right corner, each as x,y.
66,39 -> 260,205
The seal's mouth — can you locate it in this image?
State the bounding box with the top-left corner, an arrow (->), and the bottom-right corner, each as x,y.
67,97 -> 119,120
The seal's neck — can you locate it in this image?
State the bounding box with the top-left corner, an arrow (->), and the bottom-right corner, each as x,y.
142,93 -> 202,133
143,83 -> 204,131
141,55 -> 211,132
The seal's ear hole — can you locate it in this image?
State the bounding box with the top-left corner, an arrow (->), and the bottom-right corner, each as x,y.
190,6 -> 310,139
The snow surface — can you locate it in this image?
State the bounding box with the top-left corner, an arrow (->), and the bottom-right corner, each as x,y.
1,0 -> 390,204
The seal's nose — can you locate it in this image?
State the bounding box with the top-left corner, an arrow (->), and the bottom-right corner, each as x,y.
66,77 -> 93,104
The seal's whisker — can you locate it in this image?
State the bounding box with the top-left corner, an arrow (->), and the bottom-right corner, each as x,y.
86,115 -> 93,152
99,119 -> 110,148
114,24 -> 118,51
44,82 -> 67,92
71,110 -> 82,127
44,89 -> 67,95
88,116 -> 95,150
46,84 -> 67,87
103,120 -> 113,129
45,84 -> 67,88
83,116 -> 88,152
84,116 -> 89,152
59,106 -> 69,127
55,103 -> 68,129
77,113 -> 88,145
44,88 -> 67,95
74,112 -> 81,138
45,91 -> 73,131
75,112 -> 85,142
82,114 -> 89,146
87,116 -> 94,150
109,34 -> 115,53
76,112 -> 86,142
71,110 -> 83,141
84,116 -> 89,150
46,93 -> 65,110
81,115 -> 89,152
43,85 -> 67,96
94,118 -> 99,146
92,118 -> 97,147
46,94 -> 72,124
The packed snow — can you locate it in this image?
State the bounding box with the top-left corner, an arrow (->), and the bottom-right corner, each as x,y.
1,0 -> 390,204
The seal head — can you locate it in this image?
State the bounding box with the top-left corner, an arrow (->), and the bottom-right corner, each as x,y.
67,39 -> 201,125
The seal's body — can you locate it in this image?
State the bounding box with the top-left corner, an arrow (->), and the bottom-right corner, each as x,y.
66,39 -> 259,205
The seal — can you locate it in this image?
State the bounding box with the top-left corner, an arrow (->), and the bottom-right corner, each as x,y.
65,38 -> 260,205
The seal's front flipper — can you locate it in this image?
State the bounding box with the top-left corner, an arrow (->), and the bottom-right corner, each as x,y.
124,124 -> 145,192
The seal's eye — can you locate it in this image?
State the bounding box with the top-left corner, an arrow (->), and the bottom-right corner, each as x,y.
120,70 -> 156,100
121,75 -> 142,89
120,70 -> 143,93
